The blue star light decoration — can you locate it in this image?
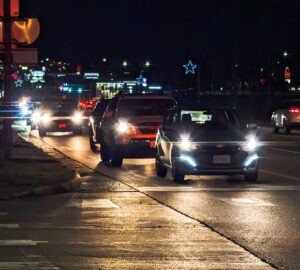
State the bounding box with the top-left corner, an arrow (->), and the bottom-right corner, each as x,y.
183,60 -> 197,74
136,75 -> 147,86
15,79 -> 23,87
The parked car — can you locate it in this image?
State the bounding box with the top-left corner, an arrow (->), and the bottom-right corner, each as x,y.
99,93 -> 176,166
33,100 -> 84,137
155,105 -> 259,183
88,99 -> 110,151
271,99 -> 300,134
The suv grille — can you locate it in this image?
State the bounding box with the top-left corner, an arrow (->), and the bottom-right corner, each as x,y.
137,122 -> 160,134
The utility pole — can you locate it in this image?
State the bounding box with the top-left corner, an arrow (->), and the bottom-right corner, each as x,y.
3,0 -> 13,159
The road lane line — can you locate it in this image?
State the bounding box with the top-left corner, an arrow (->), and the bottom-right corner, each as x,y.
0,262 -> 60,269
266,147 -> 300,154
66,199 -> 119,208
138,185 -> 300,192
0,224 -> 20,229
259,169 -> 300,181
0,240 -> 37,246
219,197 -> 273,206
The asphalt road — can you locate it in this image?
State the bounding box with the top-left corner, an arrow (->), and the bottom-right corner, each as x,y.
31,127 -> 300,270
1,126 -> 299,269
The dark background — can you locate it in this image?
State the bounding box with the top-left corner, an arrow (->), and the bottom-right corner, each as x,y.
21,0 -> 300,88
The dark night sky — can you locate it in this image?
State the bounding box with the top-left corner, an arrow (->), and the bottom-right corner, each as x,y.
21,0 -> 300,82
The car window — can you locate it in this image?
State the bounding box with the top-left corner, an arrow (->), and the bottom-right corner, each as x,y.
180,109 -> 240,129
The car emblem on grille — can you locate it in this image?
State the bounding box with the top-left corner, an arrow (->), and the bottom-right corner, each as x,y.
216,144 -> 225,148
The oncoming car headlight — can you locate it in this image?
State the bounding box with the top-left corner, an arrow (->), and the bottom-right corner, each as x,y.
72,112 -> 82,124
32,111 -> 41,123
116,121 -> 136,135
178,134 -> 196,151
41,113 -> 51,123
240,136 -> 258,152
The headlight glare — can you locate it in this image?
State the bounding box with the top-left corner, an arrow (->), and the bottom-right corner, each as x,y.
241,136 -> 258,152
41,114 -> 51,123
72,112 -> 82,124
178,134 -> 194,151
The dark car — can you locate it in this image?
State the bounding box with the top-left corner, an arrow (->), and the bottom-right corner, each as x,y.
33,100 -> 84,137
155,105 -> 259,183
99,93 -> 176,166
88,99 -> 110,151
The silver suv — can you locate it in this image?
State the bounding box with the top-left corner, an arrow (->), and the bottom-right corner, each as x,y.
271,100 -> 300,134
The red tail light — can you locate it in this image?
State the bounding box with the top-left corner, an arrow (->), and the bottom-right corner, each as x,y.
289,107 -> 299,113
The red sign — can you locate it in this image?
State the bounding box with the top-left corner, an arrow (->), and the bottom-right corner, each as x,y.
284,67 -> 291,79
0,0 -> 19,17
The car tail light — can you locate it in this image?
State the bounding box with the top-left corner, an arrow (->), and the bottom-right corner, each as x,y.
289,107 -> 299,113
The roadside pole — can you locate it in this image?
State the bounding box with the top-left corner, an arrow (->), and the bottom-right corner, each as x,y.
3,0 -> 12,159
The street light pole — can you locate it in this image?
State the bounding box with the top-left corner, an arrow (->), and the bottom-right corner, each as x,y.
3,0 -> 13,159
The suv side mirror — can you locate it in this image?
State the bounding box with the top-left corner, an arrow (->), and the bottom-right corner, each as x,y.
247,123 -> 258,131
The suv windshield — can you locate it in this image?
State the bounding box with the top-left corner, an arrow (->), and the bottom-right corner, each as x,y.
118,98 -> 174,117
180,109 -> 241,129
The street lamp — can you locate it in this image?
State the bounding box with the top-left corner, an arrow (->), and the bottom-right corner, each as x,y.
102,57 -> 107,62
145,61 -> 150,67
283,51 -> 289,57
122,61 -> 128,67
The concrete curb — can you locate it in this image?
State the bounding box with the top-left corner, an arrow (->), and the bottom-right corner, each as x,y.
0,173 -> 81,200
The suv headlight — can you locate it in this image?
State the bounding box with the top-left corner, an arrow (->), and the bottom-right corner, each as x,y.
41,113 -> 51,123
240,136 -> 258,152
32,111 -> 41,123
116,121 -> 136,135
178,134 -> 197,151
72,112 -> 82,124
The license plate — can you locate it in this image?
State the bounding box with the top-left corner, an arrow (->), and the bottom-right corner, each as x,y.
213,155 -> 230,164
58,123 -> 67,128
149,141 -> 155,148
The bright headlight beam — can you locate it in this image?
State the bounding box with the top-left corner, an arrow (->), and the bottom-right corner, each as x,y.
179,134 -> 193,151
241,136 -> 258,152
41,114 -> 51,123
72,112 -> 82,124
32,112 -> 41,123
117,122 -> 128,133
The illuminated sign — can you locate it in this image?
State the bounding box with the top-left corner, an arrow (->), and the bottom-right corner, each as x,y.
183,60 -> 197,74
30,70 -> 45,83
285,66 -> 291,84
84,72 -> 100,80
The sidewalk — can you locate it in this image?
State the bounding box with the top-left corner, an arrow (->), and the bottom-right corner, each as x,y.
0,134 -> 78,200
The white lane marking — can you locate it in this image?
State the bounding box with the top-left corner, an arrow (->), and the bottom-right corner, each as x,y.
219,197 -> 273,206
260,169 -> 300,181
266,147 -> 300,155
0,262 -> 59,269
0,240 -> 37,246
0,224 -> 20,229
67,199 -> 119,209
138,185 -> 300,192
0,212 -> 7,216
